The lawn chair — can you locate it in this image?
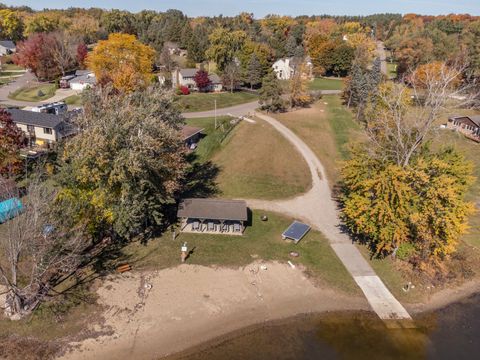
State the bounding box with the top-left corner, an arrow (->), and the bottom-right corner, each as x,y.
192,221 -> 200,231
208,222 -> 215,232
221,223 -> 229,233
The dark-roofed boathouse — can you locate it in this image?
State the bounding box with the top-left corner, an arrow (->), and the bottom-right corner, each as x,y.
177,198 -> 248,235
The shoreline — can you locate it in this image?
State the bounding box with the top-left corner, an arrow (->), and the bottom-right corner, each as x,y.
58,261 -> 367,360
58,262 -> 480,360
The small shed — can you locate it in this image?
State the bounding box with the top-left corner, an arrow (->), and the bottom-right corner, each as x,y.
181,125 -> 204,148
177,198 -> 248,235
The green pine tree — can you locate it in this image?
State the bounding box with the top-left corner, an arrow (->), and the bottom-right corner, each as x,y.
247,53 -> 263,89
259,71 -> 284,112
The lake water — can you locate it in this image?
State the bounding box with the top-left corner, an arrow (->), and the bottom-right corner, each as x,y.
168,293 -> 480,360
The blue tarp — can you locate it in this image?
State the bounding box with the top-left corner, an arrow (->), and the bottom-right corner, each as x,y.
0,198 -> 23,223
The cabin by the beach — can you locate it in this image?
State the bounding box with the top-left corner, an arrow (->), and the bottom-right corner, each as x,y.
177,198 -> 248,235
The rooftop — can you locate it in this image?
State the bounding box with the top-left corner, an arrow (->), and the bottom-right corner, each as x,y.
179,68 -> 197,78
70,73 -> 96,84
0,40 -> 15,49
177,198 -> 248,222
75,70 -> 93,76
450,115 -> 480,127
178,69 -> 221,84
181,125 -> 204,141
8,109 -> 65,129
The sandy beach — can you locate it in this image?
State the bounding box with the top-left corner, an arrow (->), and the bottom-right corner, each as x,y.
59,262 -> 368,360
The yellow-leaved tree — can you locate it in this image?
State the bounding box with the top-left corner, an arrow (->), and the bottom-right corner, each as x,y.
87,33 -> 155,92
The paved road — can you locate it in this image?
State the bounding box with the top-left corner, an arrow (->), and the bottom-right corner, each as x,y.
245,112 -> 411,322
0,71 -> 39,107
183,90 -> 342,119
376,41 -> 388,76
183,100 -> 260,119
0,71 -> 78,108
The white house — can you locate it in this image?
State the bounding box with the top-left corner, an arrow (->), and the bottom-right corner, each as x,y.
272,57 -> 313,81
172,69 -> 223,92
272,58 -> 295,80
8,109 -> 76,148
69,70 -> 96,91
0,40 -> 15,55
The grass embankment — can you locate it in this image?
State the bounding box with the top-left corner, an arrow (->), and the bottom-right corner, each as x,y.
123,210 -> 358,294
309,77 -> 344,91
64,94 -> 83,106
178,91 -> 258,113
186,115 -> 311,200
212,120 -> 311,199
8,84 -> 56,102
273,95 -> 361,184
185,116 -> 235,162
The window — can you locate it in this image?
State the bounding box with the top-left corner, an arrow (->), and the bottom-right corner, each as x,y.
43,127 -> 53,135
27,125 -> 35,133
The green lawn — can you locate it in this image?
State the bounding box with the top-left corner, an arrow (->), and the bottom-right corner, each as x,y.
0,63 -> 24,71
122,210 -> 358,294
0,71 -> 23,77
186,115 -> 311,200
63,94 -> 83,106
309,77 -> 344,91
212,118 -> 311,199
274,95 -> 362,184
8,84 -> 57,102
178,91 -> 258,113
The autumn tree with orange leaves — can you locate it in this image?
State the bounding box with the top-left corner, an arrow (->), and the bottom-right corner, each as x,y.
86,33 -> 155,92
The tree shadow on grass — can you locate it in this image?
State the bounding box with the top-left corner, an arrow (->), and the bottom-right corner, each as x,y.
180,153 -> 220,199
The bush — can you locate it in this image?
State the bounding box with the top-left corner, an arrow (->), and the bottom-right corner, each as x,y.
396,242 -> 416,261
175,86 -> 190,96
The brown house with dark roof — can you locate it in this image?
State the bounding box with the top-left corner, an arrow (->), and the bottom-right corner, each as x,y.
447,115 -> 480,142
177,198 -> 248,235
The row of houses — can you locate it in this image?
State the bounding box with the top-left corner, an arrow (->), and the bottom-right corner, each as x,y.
163,55 -> 313,93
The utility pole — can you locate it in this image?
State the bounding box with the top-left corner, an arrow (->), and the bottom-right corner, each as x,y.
214,99 -> 217,129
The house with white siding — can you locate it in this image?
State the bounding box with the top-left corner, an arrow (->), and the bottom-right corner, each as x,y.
272,57 -> 313,80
